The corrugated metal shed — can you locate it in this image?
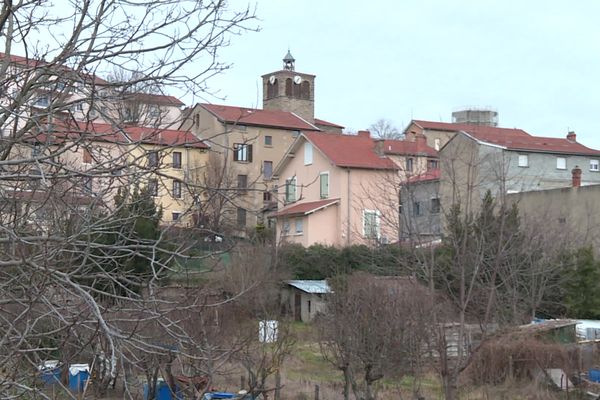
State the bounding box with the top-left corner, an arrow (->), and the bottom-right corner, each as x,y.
287,280 -> 331,294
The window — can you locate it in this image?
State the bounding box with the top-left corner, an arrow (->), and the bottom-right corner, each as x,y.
406,158 -> 414,172
307,300 -> 312,314
285,177 -> 297,203
434,138 -> 441,151
84,177 -> 93,193
264,135 -> 273,146
304,142 -> 313,165
71,102 -> 84,113
591,160 -> 599,171
32,144 -> 42,157
147,151 -> 158,168
363,210 -> 380,239
172,212 -> 181,221
413,201 -> 422,216
263,191 -> 272,202
237,207 -> 247,228
237,174 -> 248,192
173,180 -> 182,199
263,161 -> 273,179
320,172 -> 329,199
148,179 -> 158,196
427,159 -> 438,170
518,154 -> 529,167
83,148 -> 92,164
34,96 -> 50,107
233,143 -> 253,162
149,105 -> 160,118
282,219 -> 290,235
556,157 -> 567,170
431,198 -> 441,214
295,218 -> 303,234
172,152 -> 182,169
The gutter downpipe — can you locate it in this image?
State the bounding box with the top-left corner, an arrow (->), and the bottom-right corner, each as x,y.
346,168 -> 351,246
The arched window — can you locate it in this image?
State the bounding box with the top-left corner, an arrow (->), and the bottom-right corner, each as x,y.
300,81 -> 310,100
267,79 -> 278,99
293,82 -> 301,98
285,78 -> 293,96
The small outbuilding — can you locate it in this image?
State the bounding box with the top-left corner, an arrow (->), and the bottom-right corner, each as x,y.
282,280 -> 331,322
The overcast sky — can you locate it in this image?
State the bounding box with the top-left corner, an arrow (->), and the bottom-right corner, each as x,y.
194,1 -> 600,148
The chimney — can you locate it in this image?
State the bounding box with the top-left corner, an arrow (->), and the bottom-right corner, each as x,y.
567,131 -> 576,142
357,130 -> 370,138
572,166 -> 582,187
374,139 -> 384,157
415,132 -> 427,147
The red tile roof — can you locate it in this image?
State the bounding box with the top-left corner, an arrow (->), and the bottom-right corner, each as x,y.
411,120 -> 600,156
405,169 -> 441,184
466,132 -> 600,156
0,52 -> 108,85
274,198 -> 339,217
201,103 -> 320,131
383,139 -> 438,157
314,118 -> 344,129
303,132 -> 399,170
126,92 -> 184,107
411,120 -> 532,137
31,120 -> 208,149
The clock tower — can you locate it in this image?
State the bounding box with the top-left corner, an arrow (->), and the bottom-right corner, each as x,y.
262,50 -> 315,123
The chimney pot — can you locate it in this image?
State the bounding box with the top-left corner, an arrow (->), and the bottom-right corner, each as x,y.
572,166 -> 582,187
567,131 -> 576,142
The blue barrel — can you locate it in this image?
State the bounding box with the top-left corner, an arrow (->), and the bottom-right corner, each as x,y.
143,381 -> 182,400
68,364 -> 90,392
40,367 -> 61,385
589,368 -> 600,382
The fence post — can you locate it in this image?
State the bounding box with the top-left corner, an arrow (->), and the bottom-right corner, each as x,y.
314,384 -> 320,400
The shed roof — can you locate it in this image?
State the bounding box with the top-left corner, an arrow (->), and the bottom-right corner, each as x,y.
287,280 -> 331,294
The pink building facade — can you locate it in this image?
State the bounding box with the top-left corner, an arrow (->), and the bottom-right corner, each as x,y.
273,131 -> 409,246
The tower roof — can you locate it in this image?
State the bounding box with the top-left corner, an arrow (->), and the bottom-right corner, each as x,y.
283,50 -> 295,62
283,50 -> 295,71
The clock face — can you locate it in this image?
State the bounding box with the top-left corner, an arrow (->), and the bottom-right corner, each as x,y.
293,75 -> 302,84
269,75 -> 276,84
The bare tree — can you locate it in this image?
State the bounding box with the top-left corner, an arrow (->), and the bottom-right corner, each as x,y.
369,119 -> 403,140
318,273 -> 432,400
0,0 -> 258,398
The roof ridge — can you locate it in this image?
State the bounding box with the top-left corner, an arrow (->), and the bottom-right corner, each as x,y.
289,112 -> 320,131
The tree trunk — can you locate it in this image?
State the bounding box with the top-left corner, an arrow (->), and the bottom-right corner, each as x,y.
442,372 -> 458,400
342,366 -> 351,400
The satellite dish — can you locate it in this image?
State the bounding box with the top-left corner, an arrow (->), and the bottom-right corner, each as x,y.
293,75 -> 302,84
269,75 -> 276,84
